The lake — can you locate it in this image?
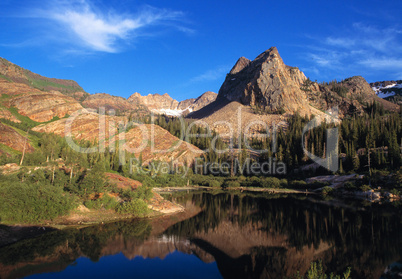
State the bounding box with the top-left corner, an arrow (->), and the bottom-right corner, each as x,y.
0,191 -> 401,279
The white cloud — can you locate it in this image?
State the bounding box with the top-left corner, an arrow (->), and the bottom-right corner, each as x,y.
359,58 -> 402,70
308,52 -> 344,69
325,37 -> 355,48
189,66 -> 230,83
304,23 -> 402,79
30,0 -> 189,53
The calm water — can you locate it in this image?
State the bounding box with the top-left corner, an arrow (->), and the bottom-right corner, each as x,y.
0,191 -> 401,279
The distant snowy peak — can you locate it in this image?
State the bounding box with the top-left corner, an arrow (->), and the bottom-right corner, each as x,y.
370,80 -> 402,105
372,84 -> 399,98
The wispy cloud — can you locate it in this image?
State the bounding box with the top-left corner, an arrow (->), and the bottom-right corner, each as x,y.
303,23 -> 402,80
12,0 -> 191,53
359,57 -> 402,70
189,66 -> 230,83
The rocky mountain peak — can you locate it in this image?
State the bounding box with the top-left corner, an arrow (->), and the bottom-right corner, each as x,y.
218,46 -> 311,114
229,57 -> 251,75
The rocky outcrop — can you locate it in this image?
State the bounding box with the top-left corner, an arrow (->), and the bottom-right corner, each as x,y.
229,57 -> 251,75
343,76 -> 379,101
7,92 -> 83,123
185,91 -> 218,112
0,107 -> 20,123
32,112 -> 203,165
0,122 -> 34,153
0,78 -> 84,122
312,76 -> 400,114
127,91 -> 217,116
128,93 -> 179,111
218,47 -> 314,114
82,93 -> 137,112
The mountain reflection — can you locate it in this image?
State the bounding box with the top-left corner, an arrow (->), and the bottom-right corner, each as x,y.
0,192 -> 401,279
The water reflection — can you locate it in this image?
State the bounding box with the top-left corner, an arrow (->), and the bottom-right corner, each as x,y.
0,192 -> 400,279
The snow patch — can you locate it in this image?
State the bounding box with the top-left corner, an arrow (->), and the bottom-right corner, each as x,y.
372,83 -> 400,99
152,106 -> 193,117
153,109 -> 185,117
377,91 -> 396,98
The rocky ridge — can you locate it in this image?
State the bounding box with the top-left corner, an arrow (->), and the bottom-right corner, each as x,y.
128,91 -> 217,116
32,112 -> 203,165
0,79 -> 84,122
0,57 -> 86,99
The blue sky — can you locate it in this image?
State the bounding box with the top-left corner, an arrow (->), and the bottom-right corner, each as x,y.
0,0 -> 401,101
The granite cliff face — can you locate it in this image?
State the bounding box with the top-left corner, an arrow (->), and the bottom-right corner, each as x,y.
218,47 -> 313,114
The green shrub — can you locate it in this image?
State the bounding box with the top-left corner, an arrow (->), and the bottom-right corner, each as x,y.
116,199 -> 149,217
208,180 -> 221,188
360,184 -> 371,192
390,188 -> 400,196
290,260 -> 351,279
260,177 -> 281,188
84,199 -> 103,210
84,195 -> 118,210
321,186 -> 334,196
223,181 -> 240,188
280,179 -> 288,187
0,181 -> 75,223
290,180 -> 307,189
120,185 -> 152,201
248,176 -> 261,185
190,174 -> 209,186
343,181 -> 356,191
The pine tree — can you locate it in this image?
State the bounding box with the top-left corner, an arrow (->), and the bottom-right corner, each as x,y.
353,153 -> 360,171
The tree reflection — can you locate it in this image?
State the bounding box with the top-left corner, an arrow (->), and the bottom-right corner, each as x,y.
164,192 -> 402,278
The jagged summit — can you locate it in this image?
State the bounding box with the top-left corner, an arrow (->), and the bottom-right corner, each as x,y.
218,46 -> 312,114
229,57 -> 251,75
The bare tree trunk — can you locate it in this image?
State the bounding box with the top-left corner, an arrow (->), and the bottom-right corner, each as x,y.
52,165 -> 55,184
20,129 -> 30,166
70,166 -> 73,183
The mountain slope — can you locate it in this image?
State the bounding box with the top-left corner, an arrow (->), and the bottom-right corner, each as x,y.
32,112 -> 203,165
0,57 -> 86,99
0,122 -> 34,155
0,79 -> 83,123
82,93 -> 150,117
